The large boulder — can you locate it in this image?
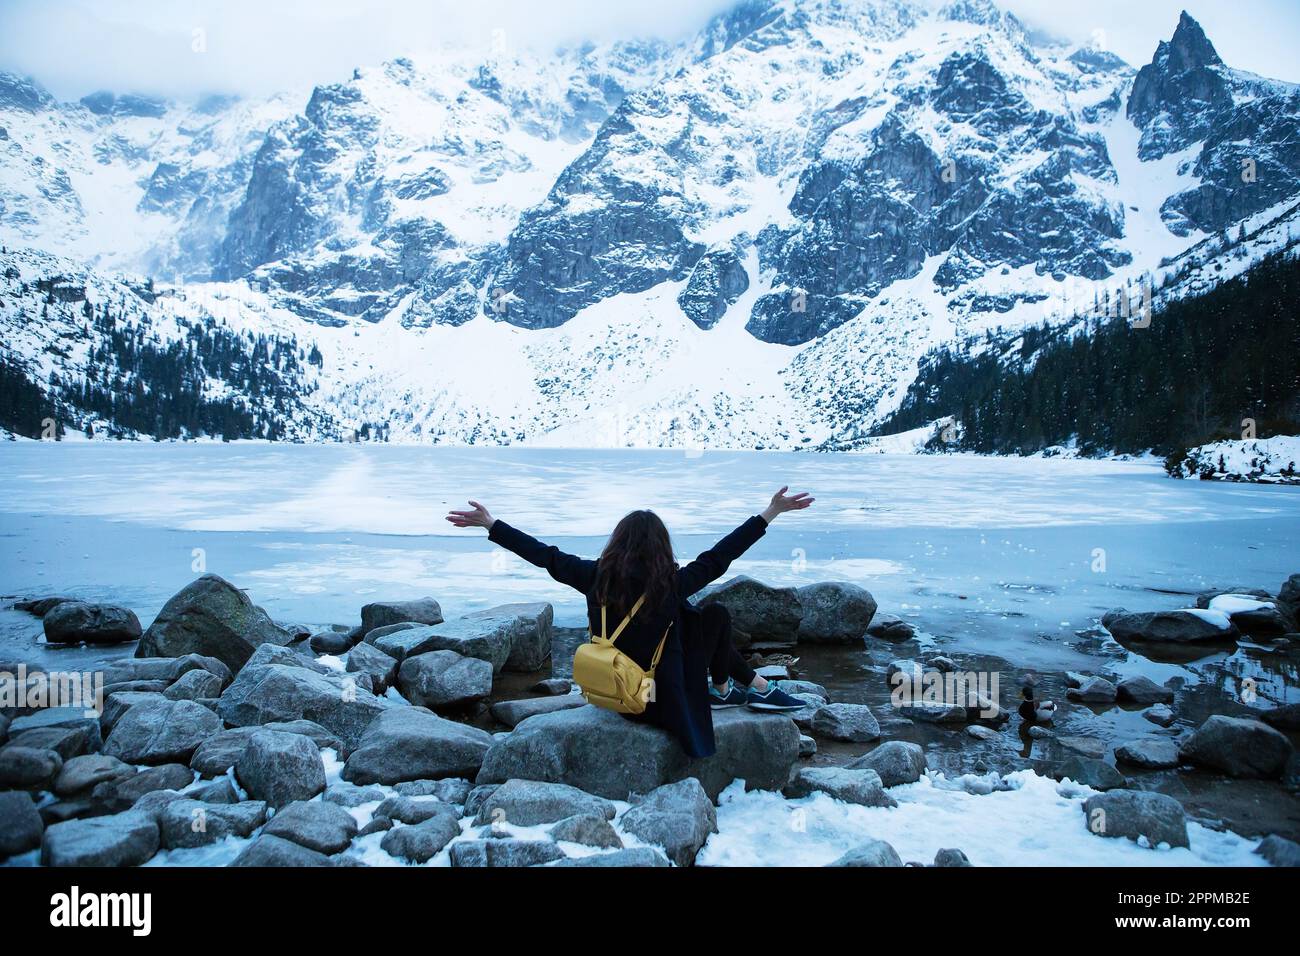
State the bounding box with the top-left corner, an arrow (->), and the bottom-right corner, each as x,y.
1116,675 -> 1175,704
379,806 -> 461,863
216,644 -> 393,750
472,779 -> 615,827
102,698 -> 222,765
1277,573 -> 1300,624
397,650 -> 493,709
464,602 -> 553,672
809,703 -> 881,742
794,582 -> 877,643
490,694 -> 587,728
1067,676 -> 1117,703
827,839 -> 903,867
54,754 -> 133,796
42,602 -> 142,645
261,800 -> 358,854
845,740 -> 926,787
234,730 -> 326,808
476,705 -> 799,801
345,642 -> 399,694
1082,789 -> 1189,849
449,839 -> 567,868
697,576 -> 803,646
1101,608 -> 1238,644
0,791 -> 44,858
135,574 -> 293,673
402,618 -> 517,674
343,707 -> 494,785
102,654 -> 231,688
0,746 -> 63,789
1115,738 -> 1181,769
90,763 -> 193,813
231,834 -> 333,867
783,767 -> 897,808
360,598 -> 444,638
1178,715 -> 1293,779
1205,593 -> 1292,634
619,778 -> 717,867
157,799 -> 267,849
41,812 -> 160,866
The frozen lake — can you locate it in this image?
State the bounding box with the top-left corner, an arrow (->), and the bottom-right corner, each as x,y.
2,441 -> 1297,678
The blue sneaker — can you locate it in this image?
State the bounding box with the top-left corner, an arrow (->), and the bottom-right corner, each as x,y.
746,680 -> 804,712
709,680 -> 747,708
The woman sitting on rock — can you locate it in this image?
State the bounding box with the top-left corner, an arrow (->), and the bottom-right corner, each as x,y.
446,488 -> 813,758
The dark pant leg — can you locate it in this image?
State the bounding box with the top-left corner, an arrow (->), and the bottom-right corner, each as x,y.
699,604 -> 755,686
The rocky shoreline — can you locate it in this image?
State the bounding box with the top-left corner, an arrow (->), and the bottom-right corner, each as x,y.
1,572 -> 1298,867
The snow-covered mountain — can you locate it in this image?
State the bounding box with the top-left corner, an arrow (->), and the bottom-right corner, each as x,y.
2,1 -> 1298,447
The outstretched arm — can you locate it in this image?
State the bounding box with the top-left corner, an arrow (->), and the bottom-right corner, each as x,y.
446,501 -> 597,594
678,487 -> 814,598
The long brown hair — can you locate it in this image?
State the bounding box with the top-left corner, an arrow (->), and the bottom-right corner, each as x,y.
595,510 -> 677,615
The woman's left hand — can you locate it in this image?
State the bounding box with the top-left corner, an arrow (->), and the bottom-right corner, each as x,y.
446,500 -> 495,529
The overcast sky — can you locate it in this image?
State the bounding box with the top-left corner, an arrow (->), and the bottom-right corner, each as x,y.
1,0 -> 1297,101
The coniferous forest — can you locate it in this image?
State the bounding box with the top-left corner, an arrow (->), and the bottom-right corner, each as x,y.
872,251 -> 1300,463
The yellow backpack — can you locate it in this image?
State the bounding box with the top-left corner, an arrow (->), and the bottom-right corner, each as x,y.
573,594 -> 670,715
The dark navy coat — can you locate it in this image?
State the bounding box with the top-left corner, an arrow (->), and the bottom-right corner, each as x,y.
487,515 -> 769,758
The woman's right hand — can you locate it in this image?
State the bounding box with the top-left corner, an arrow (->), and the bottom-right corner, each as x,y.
761,486 -> 814,523
446,500 -> 495,530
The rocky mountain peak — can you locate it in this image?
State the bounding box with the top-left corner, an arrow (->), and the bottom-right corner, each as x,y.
1126,11 -> 1232,151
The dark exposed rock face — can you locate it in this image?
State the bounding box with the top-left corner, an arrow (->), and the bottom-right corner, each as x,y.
135,574 -> 294,674
1178,715 -> 1293,779
677,245 -> 750,329
42,602 -> 142,644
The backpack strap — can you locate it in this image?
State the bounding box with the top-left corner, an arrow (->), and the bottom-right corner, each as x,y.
599,593 -> 647,644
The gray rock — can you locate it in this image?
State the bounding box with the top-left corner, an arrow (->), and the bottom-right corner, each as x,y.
235,730 -> 326,808
464,602 -> 553,672
103,698 -> 221,764
231,833 -> 333,867
54,754 -> 133,796
1116,737 -> 1181,769
1082,789 -> 1189,848
157,799 -> 267,849
309,630 -> 354,655
549,813 -> 623,849
893,701 -> 968,724
1256,702 -> 1300,731
794,582 -> 878,643
13,595 -> 76,616
1101,608 -> 1238,644
364,622 -> 440,661
966,725 -> 1001,741
397,649 -> 493,709
379,810 -> 461,863
1178,715 -> 1293,779
42,602 -> 142,645
360,597 -> 444,638
697,576 -> 802,646
0,791 -> 43,858
0,745 -> 62,789
6,724 -> 97,761
1056,736 -> 1107,759
867,612 -> 916,641
163,668 -> 224,701
1254,834 -> 1300,867
781,679 -> 830,700
216,644 -> 393,750
262,799 -> 359,854
550,847 -> 671,867
101,692 -> 167,733
1053,757 -> 1126,791
126,789 -> 190,822
343,707 -> 494,785
135,574 -> 293,673
1066,676 -> 1118,703
190,777 -> 240,804
620,778 -> 716,867
845,740 -> 926,786
828,839 -> 904,867
345,641 -> 399,694
476,705 -> 799,801
1144,703 -> 1176,727
490,693 -> 587,728
189,727 -> 259,777
374,795 -> 452,825
91,763 -> 193,813
783,767 -> 897,807
934,848 -> 971,867
394,778 -> 473,803
532,678 -> 572,696
262,719 -> 345,755
809,703 -> 881,742
1116,675 -> 1175,704
406,617 -> 517,674
102,654 -> 231,688
473,778 -> 616,827
449,838 -> 567,868
798,734 -> 817,757
323,782 -> 388,808
7,706 -> 103,742
41,812 -> 160,866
